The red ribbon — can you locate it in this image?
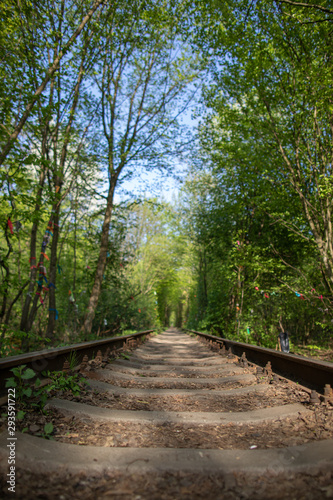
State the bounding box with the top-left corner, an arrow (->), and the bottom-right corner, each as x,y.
7,219 -> 14,234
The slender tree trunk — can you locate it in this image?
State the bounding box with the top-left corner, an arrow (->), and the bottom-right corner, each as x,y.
72,192 -> 78,336
25,249 -> 47,341
46,209 -> 61,340
203,248 -> 208,308
82,176 -> 117,337
0,281 -> 29,356
45,42 -> 89,340
20,163 -> 47,334
73,195 -> 77,299
0,227 -> 12,325
19,61 -> 55,338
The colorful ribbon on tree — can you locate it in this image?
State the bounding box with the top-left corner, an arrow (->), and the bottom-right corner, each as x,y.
7,218 -> 14,235
255,285 -> 325,302
29,256 -> 37,270
49,308 -> 59,320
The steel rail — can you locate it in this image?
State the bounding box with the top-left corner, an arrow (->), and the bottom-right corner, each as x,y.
0,330 -> 154,392
185,329 -> 333,391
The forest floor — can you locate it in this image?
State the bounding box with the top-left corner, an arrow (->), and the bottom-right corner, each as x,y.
292,345 -> 333,363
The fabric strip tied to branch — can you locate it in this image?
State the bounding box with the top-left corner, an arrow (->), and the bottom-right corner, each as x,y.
49,308 -> 59,320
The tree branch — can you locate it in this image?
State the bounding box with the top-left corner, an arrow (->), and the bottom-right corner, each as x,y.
0,0 -> 105,167
275,0 -> 333,15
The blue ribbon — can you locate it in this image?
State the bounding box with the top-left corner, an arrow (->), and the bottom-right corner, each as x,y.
49,308 -> 59,320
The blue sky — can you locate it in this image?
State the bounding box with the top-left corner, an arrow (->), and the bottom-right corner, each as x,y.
113,106 -> 200,204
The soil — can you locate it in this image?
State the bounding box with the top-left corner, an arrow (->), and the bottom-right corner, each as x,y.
294,346 -> 333,363
26,403 -> 333,450
105,369 -> 243,378
52,380 -> 306,413
94,375 -> 252,390
1,466 -> 333,499
1,380 -> 331,451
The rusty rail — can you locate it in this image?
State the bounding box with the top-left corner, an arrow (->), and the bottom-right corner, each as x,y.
0,330 -> 154,392
185,329 -> 333,391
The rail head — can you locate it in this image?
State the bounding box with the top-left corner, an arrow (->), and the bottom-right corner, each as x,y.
185,329 -> 333,391
0,330 -> 155,391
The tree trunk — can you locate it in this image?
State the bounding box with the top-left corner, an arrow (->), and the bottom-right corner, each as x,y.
45,39 -> 89,340
20,165 -> 47,335
0,281 -> 29,356
46,209 -> 60,340
19,67 -> 54,338
72,193 -> 78,337
82,176 -> 117,337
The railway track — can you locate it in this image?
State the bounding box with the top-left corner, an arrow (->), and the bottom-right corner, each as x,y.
0,328 -> 333,499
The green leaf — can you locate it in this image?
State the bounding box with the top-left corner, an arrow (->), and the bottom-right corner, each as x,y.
5,378 -> 17,388
21,368 -> 36,380
17,410 -> 25,420
22,388 -> 32,398
44,422 -> 53,434
11,366 -> 25,377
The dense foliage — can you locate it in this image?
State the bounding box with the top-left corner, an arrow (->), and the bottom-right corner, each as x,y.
182,0 -> 333,349
0,0 -> 198,355
1,0 -> 333,356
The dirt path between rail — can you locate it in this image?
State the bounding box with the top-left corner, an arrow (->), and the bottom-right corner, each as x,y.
5,385 -> 332,451
0,328 -> 332,500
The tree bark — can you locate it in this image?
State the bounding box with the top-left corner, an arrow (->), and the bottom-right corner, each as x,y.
82,176 -> 117,337
45,37 -> 90,340
47,209 -> 60,340
19,162 -> 48,335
